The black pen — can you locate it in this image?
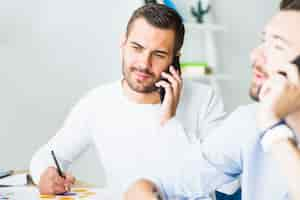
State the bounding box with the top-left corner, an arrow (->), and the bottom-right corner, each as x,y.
51,150 -> 65,178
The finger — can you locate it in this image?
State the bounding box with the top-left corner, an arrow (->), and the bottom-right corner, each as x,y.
169,65 -> 182,84
276,63 -> 298,82
64,183 -> 71,192
259,79 -> 272,100
161,72 -> 179,98
54,175 -> 65,185
161,72 -> 178,88
169,66 -> 183,97
53,184 -> 67,194
281,64 -> 300,84
155,80 -> 173,98
65,173 -> 76,184
259,74 -> 287,100
272,74 -> 288,92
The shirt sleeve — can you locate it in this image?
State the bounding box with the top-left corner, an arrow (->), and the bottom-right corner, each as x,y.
150,145 -> 237,200
197,87 -> 226,141
153,107 -> 249,199
29,94 -> 94,184
159,85 -> 226,144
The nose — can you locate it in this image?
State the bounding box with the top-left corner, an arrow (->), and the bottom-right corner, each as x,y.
251,45 -> 267,68
138,52 -> 152,70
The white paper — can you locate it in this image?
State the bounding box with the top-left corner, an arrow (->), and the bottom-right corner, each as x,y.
0,174 -> 27,186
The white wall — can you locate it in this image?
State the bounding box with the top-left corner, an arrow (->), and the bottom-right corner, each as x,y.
214,0 -> 280,111
174,0 -> 280,111
0,0 -> 280,186
0,0 -> 142,186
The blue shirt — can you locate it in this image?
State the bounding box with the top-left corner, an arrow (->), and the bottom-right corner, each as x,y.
155,104 -> 291,200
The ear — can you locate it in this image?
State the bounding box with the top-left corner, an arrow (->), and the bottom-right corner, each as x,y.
120,33 -> 127,48
175,51 -> 181,58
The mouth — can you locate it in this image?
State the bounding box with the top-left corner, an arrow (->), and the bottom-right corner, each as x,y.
134,71 -> 152,81
253,69 -> 267,86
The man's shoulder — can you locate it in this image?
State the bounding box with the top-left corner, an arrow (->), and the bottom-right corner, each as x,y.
223,103 -> 258,132
232,103 -> 258,117
85,80 -> 121,98
77,80 -> 121,105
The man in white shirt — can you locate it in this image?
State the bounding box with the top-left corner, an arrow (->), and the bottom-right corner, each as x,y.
30,3 -> 225,195
124,1 -> 300,199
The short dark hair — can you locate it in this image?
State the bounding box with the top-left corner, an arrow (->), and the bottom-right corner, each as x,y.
280,0 -> 300,10
126,3 -> 185,55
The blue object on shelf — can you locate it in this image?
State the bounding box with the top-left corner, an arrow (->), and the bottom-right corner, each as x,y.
163,0 -> 177,10
163,0 -> 185,21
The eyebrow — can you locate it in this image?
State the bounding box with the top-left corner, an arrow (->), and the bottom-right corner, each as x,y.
262,31 -> 291,46
272,34 -> 290,45
130,41 -> 170,55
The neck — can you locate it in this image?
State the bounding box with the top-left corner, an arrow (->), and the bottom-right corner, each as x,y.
286,110 -> 300,134
122,79 -> 160,104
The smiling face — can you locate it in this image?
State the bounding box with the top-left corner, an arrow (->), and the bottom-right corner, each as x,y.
121,17 -> 176,93
249,11 -> 300,101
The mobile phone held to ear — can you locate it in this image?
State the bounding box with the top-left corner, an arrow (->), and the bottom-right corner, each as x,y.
292,55 -> 300,70
278,55 -> 300,77
159,56 -> 181,103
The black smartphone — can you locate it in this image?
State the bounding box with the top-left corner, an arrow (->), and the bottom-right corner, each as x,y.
292,55 -> 300,70
277,55 -> 300,77
159,56 -> 181,103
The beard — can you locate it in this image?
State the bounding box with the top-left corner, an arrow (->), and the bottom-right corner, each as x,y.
122,59 -> 160,93
249,81 -> 262,102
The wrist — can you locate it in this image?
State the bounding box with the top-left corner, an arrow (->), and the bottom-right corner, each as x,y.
160,113 -> 175,126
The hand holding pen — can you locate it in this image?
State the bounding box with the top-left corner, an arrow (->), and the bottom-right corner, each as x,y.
38,150 -> 76,195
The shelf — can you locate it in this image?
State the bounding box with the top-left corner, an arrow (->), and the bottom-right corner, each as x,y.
182,73 -> 237,81
184,23 -> 225,32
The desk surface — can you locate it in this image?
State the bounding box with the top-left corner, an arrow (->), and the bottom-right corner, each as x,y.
1,171 -> 116,199
14,170 -> 96,188
0,186 -> 117,200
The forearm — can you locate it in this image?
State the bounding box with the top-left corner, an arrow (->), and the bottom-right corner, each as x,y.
270,139 -> 300,200
30,145 -> 71,184
30,145 -> 54,184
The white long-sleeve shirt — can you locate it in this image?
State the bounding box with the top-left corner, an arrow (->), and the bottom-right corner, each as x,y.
30,79 -> 226,192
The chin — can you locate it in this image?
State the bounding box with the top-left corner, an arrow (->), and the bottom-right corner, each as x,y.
131,81 -> 157,93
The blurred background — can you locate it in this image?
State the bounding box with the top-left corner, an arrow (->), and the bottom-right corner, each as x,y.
0,0 -> 280,186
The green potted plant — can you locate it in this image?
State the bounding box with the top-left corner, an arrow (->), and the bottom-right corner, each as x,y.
191,0 -> 211,23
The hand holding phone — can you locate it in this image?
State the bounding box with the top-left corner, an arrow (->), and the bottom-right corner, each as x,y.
159,56 -> 181,103
258,54 -> 300,128
156,56 -> 182,125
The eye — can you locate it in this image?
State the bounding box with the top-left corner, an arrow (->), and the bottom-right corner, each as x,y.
154,53 -> 166,59
131,45 -> 142,51
274,45 -> 284,51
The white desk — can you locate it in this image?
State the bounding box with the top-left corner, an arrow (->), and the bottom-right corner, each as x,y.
0,186 -> 118,199
0,171 -> 119,200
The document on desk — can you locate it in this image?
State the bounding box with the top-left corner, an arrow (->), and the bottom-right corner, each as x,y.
0,187 -> 118,200
0,186 -> 38,199
0,173 -> 27,186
